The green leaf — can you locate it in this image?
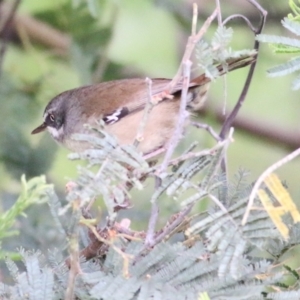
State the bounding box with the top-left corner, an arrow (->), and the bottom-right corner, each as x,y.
0,176 -> 52,240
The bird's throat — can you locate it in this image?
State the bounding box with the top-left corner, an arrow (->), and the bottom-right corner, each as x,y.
47,126 -> 64,142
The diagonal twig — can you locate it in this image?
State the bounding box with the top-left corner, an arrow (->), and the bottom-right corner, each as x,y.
165,7 -> 219,95
145,176 -> 161,246
133,78 -> 155,148
158,60 -> 192,173
191,121 -> 221,142
158,7 -> 219,174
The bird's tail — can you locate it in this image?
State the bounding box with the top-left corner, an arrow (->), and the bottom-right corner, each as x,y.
187,52 -> 257,111
191,52 -> 257,86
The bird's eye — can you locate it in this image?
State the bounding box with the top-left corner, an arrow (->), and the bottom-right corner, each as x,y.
49,114 -> 55,122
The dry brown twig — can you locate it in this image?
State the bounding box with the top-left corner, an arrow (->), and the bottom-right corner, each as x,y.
64,200 -> 82,300
65,217 -> 141,266
165,6 -> 218,95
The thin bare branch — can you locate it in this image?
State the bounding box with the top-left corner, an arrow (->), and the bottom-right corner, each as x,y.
134,78 -> 155,148
145,176 -> 161,246
159,60 -> 192,173
191,121 -> 221,142
223,14 -> 256,32
154,203 -> 193,243
215,0 -> 222,26
166,7 -> 218,94
192,3 -> 198,36
64,210 -> 82,300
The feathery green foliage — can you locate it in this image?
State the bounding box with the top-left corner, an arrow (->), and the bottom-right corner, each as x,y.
0,176 -> 52,260
196,26 -> 255,80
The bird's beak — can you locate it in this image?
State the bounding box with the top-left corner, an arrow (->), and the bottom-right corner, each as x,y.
31,122 -> 47,134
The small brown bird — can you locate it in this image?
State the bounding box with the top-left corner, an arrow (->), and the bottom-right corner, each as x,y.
32,55 -> 255,156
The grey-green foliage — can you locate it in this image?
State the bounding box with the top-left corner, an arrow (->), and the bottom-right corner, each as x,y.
0,229 -> 297,299
196,26 -> 256,80
0,242 -> 275,300
257,16 -> 300,90
2,250 -> 55,300
1,126 -> 300,299
68,123 -> 150,218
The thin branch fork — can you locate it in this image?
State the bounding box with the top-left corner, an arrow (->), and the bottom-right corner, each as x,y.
145,176 -> 161,246
158,6 -> 219,173
219,0 -> 267,141
218,0 -> 267,175
159,60 -> 192,173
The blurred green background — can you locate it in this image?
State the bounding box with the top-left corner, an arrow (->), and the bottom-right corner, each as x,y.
0,0 -> 300,254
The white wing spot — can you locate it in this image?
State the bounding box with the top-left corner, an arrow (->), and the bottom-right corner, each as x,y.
103,107 -> 128,124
